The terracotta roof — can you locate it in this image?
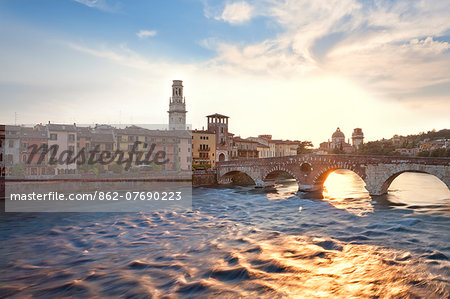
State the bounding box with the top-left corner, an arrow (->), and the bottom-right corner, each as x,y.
20,127 -> 48,139
114,126 -> 191,138
207,113 -> 229,118
47,123 -> 77,132
234,137 -> 258,143
192,129 -> 215,134
256,143 -> 270,148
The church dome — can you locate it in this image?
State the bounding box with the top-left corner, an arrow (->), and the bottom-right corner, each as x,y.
332,127 -> 345,138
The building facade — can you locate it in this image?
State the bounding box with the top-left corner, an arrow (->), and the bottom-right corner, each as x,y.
3,125 -> 20,176
192,130 -> 216,169
45,123 -> 78,174
233,137 -> 259,160
19,127 -> 53,176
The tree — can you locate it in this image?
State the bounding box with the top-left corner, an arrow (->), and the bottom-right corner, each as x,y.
296,141 -> 314,154
417,150 -> 430,157
11,163 -> 26,176
430,148 -> 447,157
109,163 -> 124,174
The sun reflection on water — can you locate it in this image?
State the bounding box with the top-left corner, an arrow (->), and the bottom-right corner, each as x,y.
322,169 -> 374,217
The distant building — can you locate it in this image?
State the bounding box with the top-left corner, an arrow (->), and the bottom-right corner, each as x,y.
320,127 -> 358,154
114,125 -> 191,171
19,126 -> 52,176
45,123 -> 78,174
256,142 -> 270,158
168,80 -> 187,130
247,135 -> 275,157
192,129 -> 216,169
0,125 -> 5,176
247,134 -> 297,157
233,137 -> 259,159
352,128 -> 364,149
4,125 -> 21,175
331,127 -> 346,149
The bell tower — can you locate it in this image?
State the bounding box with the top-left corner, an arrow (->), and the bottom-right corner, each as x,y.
168,80 -> 187,130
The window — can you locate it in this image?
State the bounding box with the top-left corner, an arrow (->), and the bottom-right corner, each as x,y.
105,144 -> 113,151
118,136 -> 122,142
128,136 -> 134,142
68,145 -> 75,153
50,133 -> 57,140
68,134 -> 75,142
22,154 -> 27,163
9,140 -> 14,148
22,142 -> 28,151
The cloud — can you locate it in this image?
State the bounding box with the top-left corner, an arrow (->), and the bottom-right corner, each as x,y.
205,0 -> 450,100
217,1 -> 253,24
73,0 -> 119,13
136,30 -> 157,39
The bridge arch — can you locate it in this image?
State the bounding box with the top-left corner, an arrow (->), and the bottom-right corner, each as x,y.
312,165 -> 368,192
263,166 -> 301,189
218,170 -> 257,186
378,169 -> 450,195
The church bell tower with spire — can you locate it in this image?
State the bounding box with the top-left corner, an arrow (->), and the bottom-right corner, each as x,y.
168,80 -> 187,130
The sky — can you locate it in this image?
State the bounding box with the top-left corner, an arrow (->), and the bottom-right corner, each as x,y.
0,0 -> 449,146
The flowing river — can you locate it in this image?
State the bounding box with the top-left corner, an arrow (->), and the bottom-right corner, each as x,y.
1,172 -> 449,298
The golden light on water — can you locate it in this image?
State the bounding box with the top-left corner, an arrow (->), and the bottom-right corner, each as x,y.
322,170 -> 374,217
213,233 -> 447,298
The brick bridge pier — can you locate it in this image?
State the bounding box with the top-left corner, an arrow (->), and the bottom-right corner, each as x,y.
216,154 -> 450,196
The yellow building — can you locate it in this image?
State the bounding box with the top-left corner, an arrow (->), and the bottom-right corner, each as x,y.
192,129 -> 216,169
271,140 -> 298,157
256,143 -> 270,158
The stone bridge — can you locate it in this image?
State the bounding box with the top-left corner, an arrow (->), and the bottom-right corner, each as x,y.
216,154 -> 450,196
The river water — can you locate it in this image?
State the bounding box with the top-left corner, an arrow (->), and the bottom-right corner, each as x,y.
1,172 -> 449,298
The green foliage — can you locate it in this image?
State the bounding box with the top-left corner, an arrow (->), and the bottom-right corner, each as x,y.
332,147 -> 345,154
417,151 -> 430,157
193,163 -> 211,170
417,148 -> 450,157
430,148 -> 447,157
358,129 -> 449,156
109,163 -> 124,174
11,163 -> 26,176
296,141 -> 314,154
356,141 -> 396,156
